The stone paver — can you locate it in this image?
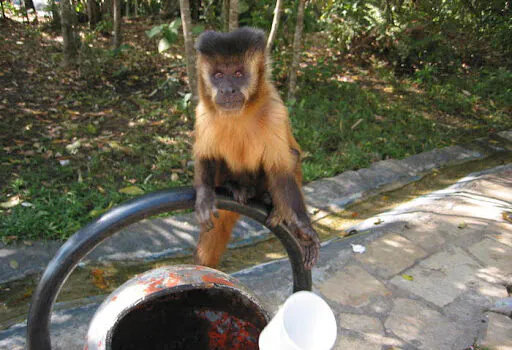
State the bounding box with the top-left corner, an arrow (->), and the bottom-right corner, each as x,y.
469,238 -> 512,281
318,265 -> 390,307
390,246 -> 484,307
335,336 -> 382,350
481,312 -> 512,350
355,233 -> 428,279
384,298 -> 464,350
487,223 -> 512,247
338,313 -> 404,348
339,313 -> 384,334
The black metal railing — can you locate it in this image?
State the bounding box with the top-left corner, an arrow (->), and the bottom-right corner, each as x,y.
26,187 -> 312,349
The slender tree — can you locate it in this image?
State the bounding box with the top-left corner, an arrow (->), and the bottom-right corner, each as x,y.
113,0 -> 122,48
266,0 -> 283,52
25,0 -> 37,22
87,0 -> 101,28
222,0 -> 229,32
179,0 -> 198,102
1,0 -> 6,19
60,0 -> 78,66
287,0 -> 305,100
228,0 -> 238,31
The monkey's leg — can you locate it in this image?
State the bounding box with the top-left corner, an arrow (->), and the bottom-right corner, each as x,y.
195,210 -> 240,267
267,174 -> 320,269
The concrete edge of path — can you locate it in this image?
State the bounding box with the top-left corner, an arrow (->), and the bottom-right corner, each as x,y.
1,130 -> 511,284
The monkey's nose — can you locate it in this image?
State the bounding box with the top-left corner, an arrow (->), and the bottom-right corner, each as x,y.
221,87 -> 236,94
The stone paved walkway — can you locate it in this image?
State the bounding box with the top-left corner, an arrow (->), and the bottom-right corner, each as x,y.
1,164 -> 511,349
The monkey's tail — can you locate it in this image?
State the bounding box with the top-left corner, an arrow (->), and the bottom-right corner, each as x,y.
195,210 -> 240,267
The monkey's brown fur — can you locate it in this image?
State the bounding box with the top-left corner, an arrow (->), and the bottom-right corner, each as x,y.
193,28 -> 319,269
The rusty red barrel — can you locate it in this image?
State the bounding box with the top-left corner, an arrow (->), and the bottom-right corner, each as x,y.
86,265 -> 269,349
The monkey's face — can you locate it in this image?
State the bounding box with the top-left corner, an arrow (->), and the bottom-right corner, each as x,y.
195,28 -> 267,113
209,64 -> 249,112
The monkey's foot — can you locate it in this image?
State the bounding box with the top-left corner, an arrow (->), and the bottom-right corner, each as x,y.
291,223 -> 320,269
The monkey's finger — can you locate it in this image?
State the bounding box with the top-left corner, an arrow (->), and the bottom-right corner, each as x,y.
212,207 -> 220,219
303,243 -> 319,269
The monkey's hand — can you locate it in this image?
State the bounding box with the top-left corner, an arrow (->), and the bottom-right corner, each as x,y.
289,221 -> 320,270
195,186 -> 219,231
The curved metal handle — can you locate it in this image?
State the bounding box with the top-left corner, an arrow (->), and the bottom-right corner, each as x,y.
26,187 -> 312,350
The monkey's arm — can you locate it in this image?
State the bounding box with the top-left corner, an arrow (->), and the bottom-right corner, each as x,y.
267,173 -> 320,269
194,158 -> 218,231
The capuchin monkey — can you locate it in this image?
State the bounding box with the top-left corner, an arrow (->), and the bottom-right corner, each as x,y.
193,27 -> 320,269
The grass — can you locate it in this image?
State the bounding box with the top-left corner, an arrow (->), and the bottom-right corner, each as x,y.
1,20 -> 511,242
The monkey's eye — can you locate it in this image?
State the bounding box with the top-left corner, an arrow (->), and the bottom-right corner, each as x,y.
234,71 -> 244,78
213,72 -> 224,79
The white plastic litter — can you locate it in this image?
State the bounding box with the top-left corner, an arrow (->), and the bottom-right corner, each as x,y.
259,291 -> 337,350
351,244 -> 366,254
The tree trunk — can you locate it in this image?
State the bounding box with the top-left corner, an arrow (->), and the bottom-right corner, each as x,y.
113,0 -> 122,48
222,0 -> 229,32
134,0 -> 138,17
102,0 -> 112,16
161,0 -> 179,19
287,0 -> 305,100
25,0 -> 38,22
190,0 -> 199,21
1,0 -> 6,19
60,0 -> 78,66
266,0 -> 283,52
125,0 -> 130,18
179,0 -> 198,103
228,0 -> 238,31
87,0 -> 101,28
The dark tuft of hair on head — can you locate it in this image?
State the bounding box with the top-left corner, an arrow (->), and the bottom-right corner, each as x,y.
195,27 -> 266,57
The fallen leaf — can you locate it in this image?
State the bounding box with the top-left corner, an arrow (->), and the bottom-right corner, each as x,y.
374,218 -> 383,225
171,173 -> 179,182
502,211 -> 512,224
351,212 -> 359,218
458,222 -> 467,229
9,260 -> 19,269
119,186 -> 144,195
91,268 -> 108,290
1,195 -> 21,208
401,274 -> 414,281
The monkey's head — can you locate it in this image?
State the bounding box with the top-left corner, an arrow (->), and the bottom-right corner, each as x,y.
195,28 -> 267,113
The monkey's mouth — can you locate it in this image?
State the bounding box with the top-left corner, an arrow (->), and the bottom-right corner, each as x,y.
217,99 -> 245,111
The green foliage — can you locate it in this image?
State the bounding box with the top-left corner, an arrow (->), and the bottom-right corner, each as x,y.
321,0 -> 512,74
288,60 -> 512,183
146,19 -> 182,53
95,16 -> 113,35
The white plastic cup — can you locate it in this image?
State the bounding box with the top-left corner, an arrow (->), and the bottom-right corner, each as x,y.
259,291 -> 337,350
